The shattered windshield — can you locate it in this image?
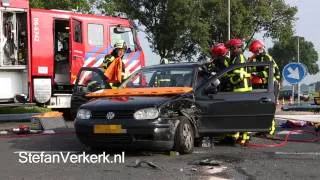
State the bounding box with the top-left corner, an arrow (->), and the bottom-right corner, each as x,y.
121,67 -> 194,88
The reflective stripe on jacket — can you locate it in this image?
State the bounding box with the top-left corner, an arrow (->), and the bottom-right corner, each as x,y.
229,53 -> 252,92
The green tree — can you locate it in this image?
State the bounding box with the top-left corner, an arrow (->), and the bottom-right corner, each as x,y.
30,0 -> 91,13
268,36 -> 319,75
30,0 -> 119,16
202,0 -> 297,47
116,0 -> 297,60
117,0 -> 210,61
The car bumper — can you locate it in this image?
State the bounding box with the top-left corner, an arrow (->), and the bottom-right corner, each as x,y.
74,118 -> 176,150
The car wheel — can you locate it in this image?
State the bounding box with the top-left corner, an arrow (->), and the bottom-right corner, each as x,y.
174,117 -> 194,154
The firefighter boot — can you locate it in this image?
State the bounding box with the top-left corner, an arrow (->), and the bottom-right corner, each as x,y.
239,132 -> 251,145
231,132 -> 240,141
269,119 -> 276,135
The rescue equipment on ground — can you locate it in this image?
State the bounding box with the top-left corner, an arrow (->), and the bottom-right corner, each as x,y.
87,87 -> 193,98
31,111 -> 66,130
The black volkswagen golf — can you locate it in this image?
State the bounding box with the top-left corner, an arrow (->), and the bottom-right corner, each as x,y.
72,62 -> 276,154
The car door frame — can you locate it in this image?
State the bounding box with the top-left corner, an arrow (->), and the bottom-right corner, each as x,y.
70,67 -> 109,118
194,62 -> 276,134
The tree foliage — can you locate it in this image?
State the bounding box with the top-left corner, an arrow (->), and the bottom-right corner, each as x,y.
268,36 -> 319,75
203,0 -> 297,46
116,0 -> 297,60
30,0 -> 92,12
30,0 -> 119,16
116,0 -> 210,61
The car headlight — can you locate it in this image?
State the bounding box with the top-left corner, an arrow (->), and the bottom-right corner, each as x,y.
134,108 -> 159,120
76,109 -> 91,120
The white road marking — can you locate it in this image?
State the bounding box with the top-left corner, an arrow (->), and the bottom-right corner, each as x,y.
275,152 -> 320,156
275,115 -> 320,123
276,130 -> 301,135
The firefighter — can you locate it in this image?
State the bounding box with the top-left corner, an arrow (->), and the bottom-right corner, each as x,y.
208,43 -> 230,72
249,40 -> 280,135
249,40 -> 280,92
102,40 -> 128,88
207,43 -> 231,91
225,39 -> 252,92
225,39 -> 252,144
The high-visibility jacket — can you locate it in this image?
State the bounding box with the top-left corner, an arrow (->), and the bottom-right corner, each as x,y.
207,56 -> 230,72
229,53 -> 252,92
102,55 -> 126,87
250,52 -> 280,83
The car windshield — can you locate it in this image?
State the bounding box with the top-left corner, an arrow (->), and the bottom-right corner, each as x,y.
121,67 -> 194,88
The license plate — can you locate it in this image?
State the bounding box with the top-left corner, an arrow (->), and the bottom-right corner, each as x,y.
93,125 -> 126,134
57,96 -> 71,107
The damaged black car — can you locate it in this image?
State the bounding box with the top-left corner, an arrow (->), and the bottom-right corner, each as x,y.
73,62 -> 276,154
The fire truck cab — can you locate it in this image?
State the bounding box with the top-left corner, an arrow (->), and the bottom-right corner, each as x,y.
0,0 -> 145,110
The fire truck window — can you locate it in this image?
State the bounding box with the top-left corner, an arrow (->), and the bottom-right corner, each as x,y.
73,21 -> 82,43
110,26 -> 135,52
88,24 -> 104,46
1,12 -> 28,66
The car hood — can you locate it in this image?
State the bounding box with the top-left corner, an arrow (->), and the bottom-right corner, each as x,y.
81,96 -> 173,111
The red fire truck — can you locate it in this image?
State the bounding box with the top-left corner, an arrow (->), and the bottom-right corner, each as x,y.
0,0 -> 145,109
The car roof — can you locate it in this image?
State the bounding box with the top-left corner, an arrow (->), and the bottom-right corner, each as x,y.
142,62 -> 203,70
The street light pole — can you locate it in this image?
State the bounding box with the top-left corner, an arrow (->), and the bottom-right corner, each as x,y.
228,0 -> 230,41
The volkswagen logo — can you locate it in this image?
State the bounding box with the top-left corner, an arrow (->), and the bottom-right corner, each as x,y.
106,112 -> 115,120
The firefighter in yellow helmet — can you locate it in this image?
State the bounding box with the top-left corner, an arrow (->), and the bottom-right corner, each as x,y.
101,40 -> 128,88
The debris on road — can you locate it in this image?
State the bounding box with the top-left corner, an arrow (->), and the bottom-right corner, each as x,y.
126,159 -> 162,170
193,158 -> 222,166
169,151 -> 179,157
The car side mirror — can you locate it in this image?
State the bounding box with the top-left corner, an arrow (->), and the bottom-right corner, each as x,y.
114,26 -> 131,33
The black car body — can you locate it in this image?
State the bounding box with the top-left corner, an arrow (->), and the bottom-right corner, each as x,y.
73,62 -> 276,153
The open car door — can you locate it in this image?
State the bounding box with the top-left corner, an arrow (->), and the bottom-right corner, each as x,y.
195,62 -> 276,133
70,67 -> 110,119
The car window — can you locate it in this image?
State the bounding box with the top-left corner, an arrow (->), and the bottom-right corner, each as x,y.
76,70 -> 107,92
213,64 -> 270,93
121,68 -> 194,88
110,26 -> 136,52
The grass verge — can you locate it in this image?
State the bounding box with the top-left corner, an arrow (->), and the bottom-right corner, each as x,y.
0,106 -> 51,114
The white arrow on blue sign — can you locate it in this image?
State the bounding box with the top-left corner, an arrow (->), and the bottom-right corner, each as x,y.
282,63 -> 307,85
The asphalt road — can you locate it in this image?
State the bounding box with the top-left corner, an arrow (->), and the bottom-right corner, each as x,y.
0,119 -> 319,180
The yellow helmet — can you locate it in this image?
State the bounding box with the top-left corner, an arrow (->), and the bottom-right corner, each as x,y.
114,40 -> 127,49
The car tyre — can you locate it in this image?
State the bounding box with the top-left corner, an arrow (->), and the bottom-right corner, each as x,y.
174,117 -> 194,154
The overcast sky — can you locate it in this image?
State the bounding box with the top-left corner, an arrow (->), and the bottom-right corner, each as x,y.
139,0 -> 320,85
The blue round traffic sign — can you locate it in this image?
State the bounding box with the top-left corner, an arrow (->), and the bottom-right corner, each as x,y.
282,63 -> 307,85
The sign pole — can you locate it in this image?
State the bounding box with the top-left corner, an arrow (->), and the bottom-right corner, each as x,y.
297,37 -> 300,105
292,85 -> 295,104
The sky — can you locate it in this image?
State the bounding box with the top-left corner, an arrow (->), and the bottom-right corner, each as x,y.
138,0 -> 320,85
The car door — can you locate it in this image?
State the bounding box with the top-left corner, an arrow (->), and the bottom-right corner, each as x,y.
70,18 -> 85,84
70,67 -> 110,118
194,62 -> 275,133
